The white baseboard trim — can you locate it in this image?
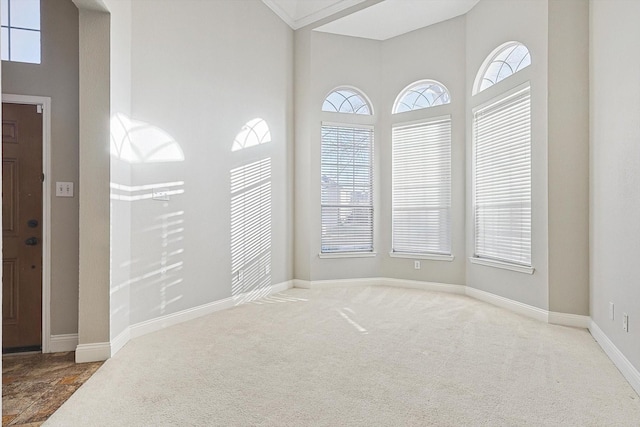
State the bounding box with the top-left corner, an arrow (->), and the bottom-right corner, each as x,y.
130,296 -> 234,339
304,277 -> 382,288
49,334 -> 78,353
75,342 -> 111,363
108,280 -> 294,357
549,311 -> 590,328
295,277 -> 465,295
110,328 -> 131,357
381,278 -> 466,294
589,320 -> 640,396
292,279 -> 312,289
465,287 -> 549,323
294,277 -> 559,325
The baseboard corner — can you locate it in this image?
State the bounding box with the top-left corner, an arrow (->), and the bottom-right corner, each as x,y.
548,311 -> 590,329
110,328 -> 131,357
49,334 -> 79,353
75,341 -> 111,363
292,279 -> 312,289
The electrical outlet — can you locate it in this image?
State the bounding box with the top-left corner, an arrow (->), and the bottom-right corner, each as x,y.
609,302 -> 615,320
623,313 -> 629,332
414,260 -> 421,270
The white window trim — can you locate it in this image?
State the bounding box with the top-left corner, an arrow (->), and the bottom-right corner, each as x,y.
469,256 -> 534,275
471,81 -> 532,114
318,252 -> 377,259
389,252 -> 454,262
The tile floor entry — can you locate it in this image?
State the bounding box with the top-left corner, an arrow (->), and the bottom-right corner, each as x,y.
2,352 -> 102,426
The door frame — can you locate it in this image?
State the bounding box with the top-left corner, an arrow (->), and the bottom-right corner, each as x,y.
2,94 -> 52,353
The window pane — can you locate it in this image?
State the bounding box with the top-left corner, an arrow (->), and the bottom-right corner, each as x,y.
393,80 -> 451,114
1,27 -> 8,60
322,89 -> 372,115
392,118 -> 452,255
474,42 -> 531,95
321,125 -> 374,253
1,0 -> 8,27
10,28 -> 40,63
10,0 -> 39,30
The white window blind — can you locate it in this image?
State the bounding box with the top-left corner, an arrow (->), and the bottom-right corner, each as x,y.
321,124 -> 374,253
473,86 -> 531,266
392,117 -> 451,255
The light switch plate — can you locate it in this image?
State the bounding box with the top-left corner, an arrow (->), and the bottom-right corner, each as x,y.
56,182 -> 74,197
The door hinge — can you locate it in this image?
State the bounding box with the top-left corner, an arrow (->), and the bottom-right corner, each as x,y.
41,173 -> 45,183
37,105 -> 43,114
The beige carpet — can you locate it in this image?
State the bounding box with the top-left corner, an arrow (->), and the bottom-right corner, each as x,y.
45,286 -> 640,426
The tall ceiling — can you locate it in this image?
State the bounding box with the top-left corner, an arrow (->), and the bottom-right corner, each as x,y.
262,0 -> 480,40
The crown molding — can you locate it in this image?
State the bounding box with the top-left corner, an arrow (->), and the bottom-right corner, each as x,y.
262,0 -> 367,30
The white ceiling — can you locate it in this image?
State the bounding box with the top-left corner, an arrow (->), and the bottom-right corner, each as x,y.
262,0 -> 481,40
315,0 -> 480,40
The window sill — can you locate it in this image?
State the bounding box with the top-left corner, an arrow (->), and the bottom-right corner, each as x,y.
318,252 -> 377,259
389,252 -> 454,262
469,257 -> 534,275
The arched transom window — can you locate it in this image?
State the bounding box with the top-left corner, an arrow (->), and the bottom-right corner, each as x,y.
393,80 -> 450,114
322,88 -> 372,115
474,42 -> 531,94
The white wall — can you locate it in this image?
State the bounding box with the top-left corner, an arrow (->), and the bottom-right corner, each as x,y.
465,0 -> 549,310
124,0 -> 294,324
590,0 -> 640,372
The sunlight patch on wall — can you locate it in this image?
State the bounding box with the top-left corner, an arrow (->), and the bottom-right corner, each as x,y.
110,113 -> 185,163
232,118 -> 271,152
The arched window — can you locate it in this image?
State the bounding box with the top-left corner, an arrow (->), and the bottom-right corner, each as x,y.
322,88 -> 372,115
232,118 -> 271,151
474,42 -> 531,95
393,80 -> 450,114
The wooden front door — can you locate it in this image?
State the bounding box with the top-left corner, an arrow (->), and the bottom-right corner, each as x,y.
2,103 -> 43,352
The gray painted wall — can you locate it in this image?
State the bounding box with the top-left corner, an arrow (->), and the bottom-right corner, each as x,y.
465,0 -> 550,310
548,0 -> 589,315
77,7 -> 110,347
380,17 -> 466,285
295,17 -> 467,285
2,0 -> 80,336
590,0 -> 640,372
